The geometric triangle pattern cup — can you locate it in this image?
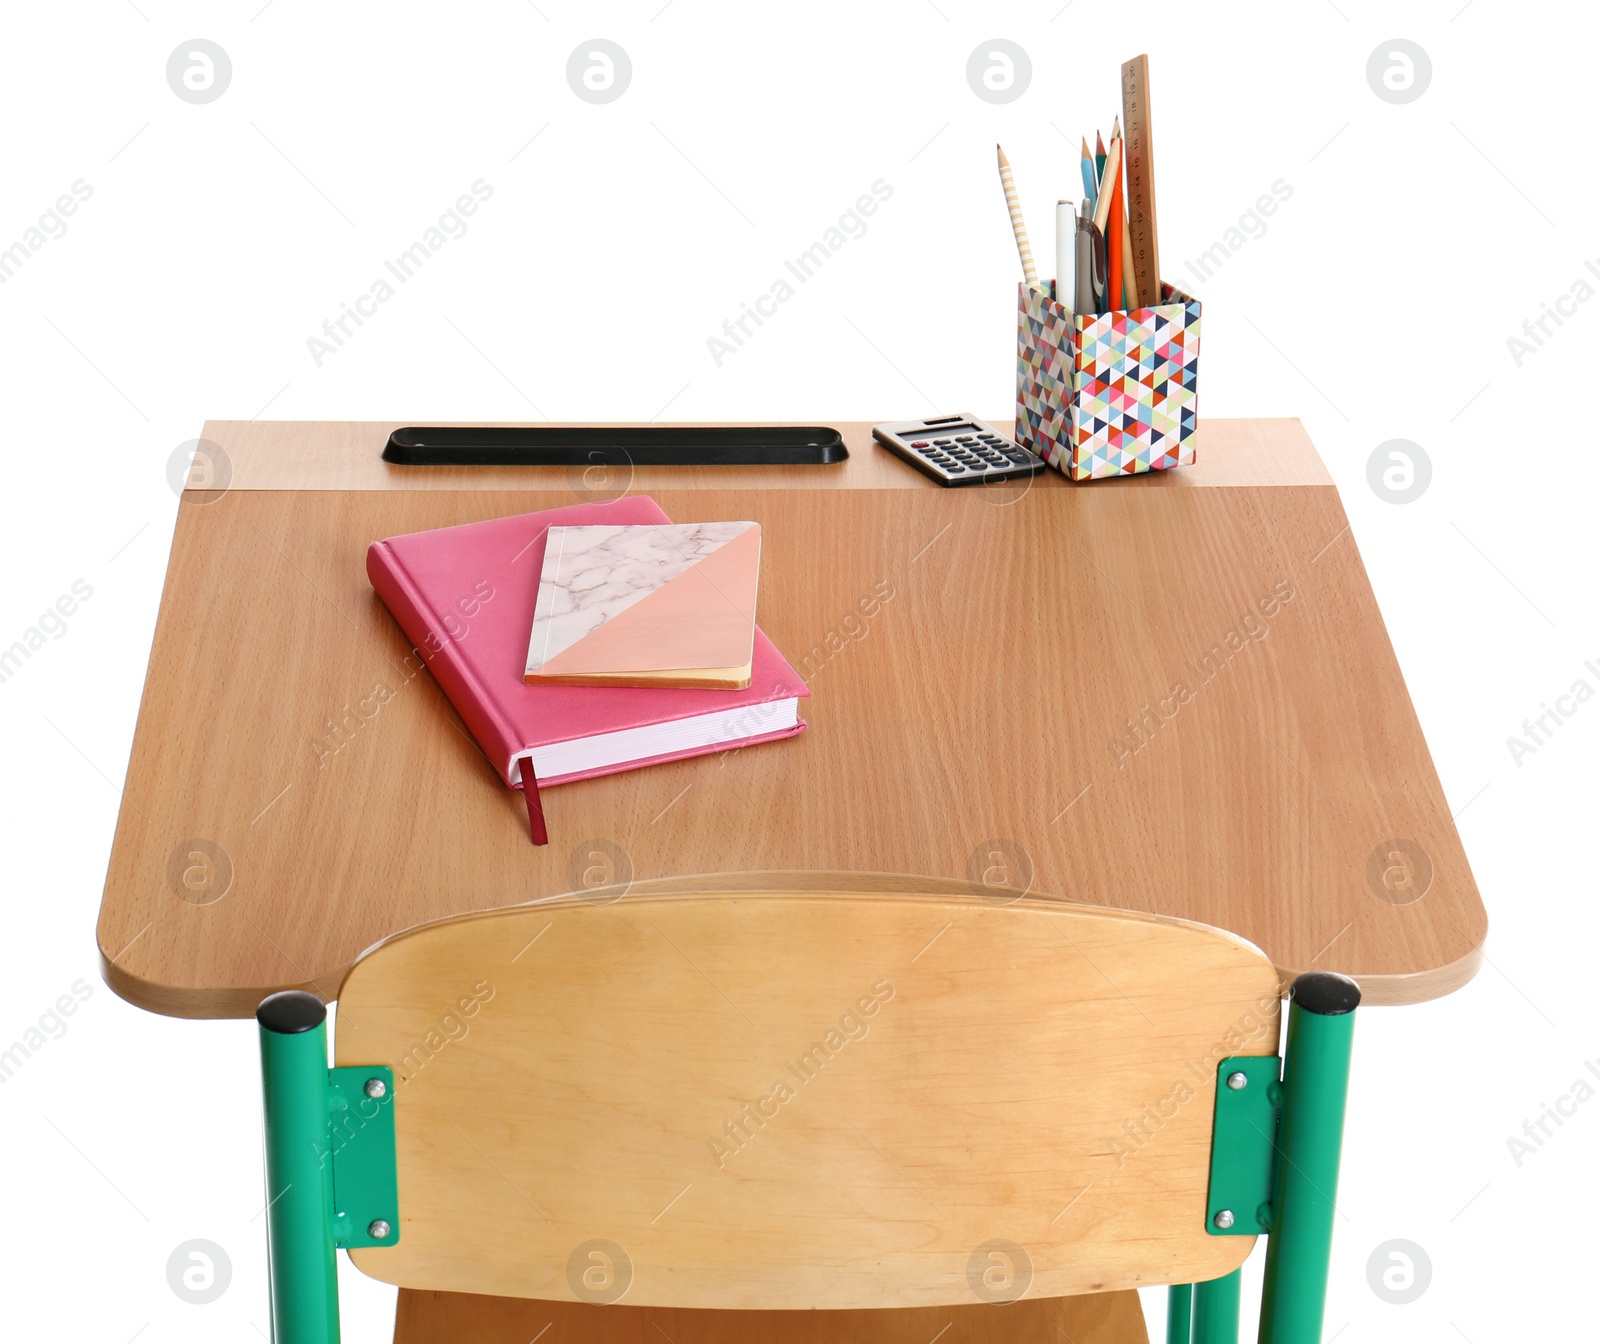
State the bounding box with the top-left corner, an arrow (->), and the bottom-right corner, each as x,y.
1016,280 -> 1202,481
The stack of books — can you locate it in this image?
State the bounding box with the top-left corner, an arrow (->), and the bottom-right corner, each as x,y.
368,496 -> 807,843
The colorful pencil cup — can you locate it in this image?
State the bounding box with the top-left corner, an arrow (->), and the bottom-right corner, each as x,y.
1016,281 -> 1201,480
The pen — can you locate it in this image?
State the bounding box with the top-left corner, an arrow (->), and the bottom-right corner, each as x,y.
1088,217 -> 1109,312
1075,199 -> 1094,313
1056,200 -> 1074,311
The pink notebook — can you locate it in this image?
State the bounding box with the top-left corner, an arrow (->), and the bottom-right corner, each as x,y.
367,496 -> 808,840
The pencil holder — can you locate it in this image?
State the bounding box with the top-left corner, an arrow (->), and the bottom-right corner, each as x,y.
1016,281 -> 1201,481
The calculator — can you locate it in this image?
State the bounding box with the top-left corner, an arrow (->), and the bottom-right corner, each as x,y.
871,415 -> 1045,486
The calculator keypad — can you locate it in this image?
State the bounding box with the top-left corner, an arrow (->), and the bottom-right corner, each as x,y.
874,418 -> 1046,486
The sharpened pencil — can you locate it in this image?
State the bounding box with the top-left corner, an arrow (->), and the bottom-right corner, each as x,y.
996,143 -> 1039,287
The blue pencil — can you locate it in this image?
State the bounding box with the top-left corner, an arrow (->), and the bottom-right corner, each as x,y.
1080,137 -> 1099,211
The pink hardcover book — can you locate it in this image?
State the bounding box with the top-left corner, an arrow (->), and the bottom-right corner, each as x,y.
367,496 -> 809,842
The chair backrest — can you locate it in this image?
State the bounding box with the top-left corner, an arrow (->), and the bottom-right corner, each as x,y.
333,871 -> 1282,1310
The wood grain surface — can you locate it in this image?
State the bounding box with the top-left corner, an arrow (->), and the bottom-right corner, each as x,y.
390,1286 -> 1149,1343
336,885 -> 1278,1307
191,417 -> 1332,491
96,419 -> 1484,1016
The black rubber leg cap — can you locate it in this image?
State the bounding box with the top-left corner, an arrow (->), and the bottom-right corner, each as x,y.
257,989 -> 327,1034
1290,971 -> 1361,1016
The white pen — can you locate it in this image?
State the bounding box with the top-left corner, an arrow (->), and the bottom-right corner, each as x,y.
1056,200 -> 1075,313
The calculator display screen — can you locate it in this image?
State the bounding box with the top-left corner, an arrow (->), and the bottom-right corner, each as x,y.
916,424 -> 983,438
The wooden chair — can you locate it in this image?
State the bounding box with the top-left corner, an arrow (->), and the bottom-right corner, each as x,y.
253,873 -> 1359,1343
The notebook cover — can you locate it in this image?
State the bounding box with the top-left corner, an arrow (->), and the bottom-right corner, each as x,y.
366,497 -> 808,790
525,522 -> 761,688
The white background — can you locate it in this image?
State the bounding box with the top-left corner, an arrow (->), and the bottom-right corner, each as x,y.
0,2 -> 1593,1339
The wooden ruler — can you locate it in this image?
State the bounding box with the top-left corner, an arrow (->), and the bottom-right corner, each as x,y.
1121,54 -> 1162,303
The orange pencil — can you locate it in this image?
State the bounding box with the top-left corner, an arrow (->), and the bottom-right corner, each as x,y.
1106,132 -> 1125,313
1112,115 -> 1138,308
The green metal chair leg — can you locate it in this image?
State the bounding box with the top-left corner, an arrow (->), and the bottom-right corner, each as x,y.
1257,972 -> 1360,1344
1167,1282 -> 1194,1343
1193,1268 -> 1240,1343
258,991 -> 342,1344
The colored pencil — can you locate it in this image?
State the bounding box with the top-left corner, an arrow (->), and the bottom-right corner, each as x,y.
1094,131 -> 1107,185
996,144 -> 1039,287
1080,137 -> 1099,210
1120,191 -> 1139,308
1110,117 -> 1138,308
1092,133 -> 1119,236
1106,129 -> 1125,312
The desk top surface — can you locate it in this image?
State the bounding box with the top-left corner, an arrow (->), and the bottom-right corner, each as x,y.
97,418 -> 1485,1016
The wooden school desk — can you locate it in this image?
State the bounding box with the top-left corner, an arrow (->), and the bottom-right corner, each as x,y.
96,419 -> 1485,1018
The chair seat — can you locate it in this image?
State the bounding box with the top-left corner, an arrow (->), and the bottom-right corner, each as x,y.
393,1288 -> 1149,1343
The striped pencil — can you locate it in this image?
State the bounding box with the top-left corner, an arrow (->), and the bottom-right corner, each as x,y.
996,144 -> 1039,288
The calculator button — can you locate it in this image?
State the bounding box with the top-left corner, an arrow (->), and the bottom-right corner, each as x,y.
933,438 -> 954,445
910,441 -> 929,448
944,462 -> 965,473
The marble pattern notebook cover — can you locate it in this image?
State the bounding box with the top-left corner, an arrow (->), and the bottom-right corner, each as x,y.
525,522 -> 761,689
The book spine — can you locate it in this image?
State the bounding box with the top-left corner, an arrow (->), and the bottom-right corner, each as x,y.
365,541 -> 525,787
